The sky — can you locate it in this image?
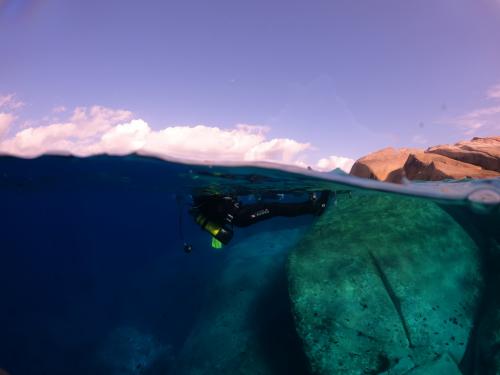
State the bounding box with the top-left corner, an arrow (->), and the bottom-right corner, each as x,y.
0,0 -> 499,171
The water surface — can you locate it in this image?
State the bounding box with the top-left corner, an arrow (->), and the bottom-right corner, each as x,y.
0,154 -> 498,374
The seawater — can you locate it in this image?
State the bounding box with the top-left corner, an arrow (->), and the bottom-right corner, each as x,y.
0,154 -> 498,375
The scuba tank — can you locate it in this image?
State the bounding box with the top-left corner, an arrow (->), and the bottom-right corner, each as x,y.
194,212 -> 234,245
191,195 -> 237,246
177,193 -> 234,252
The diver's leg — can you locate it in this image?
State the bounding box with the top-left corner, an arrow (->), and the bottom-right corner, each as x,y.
233,191 -> 330,227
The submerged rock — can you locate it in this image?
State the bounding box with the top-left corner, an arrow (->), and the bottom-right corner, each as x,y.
288,194 -> 483,374
176,225 -> 311,375
476,307 -> 500,374
404,354 -> 462,374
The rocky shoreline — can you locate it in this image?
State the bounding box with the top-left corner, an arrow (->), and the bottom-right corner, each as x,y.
350,136 -> 500,182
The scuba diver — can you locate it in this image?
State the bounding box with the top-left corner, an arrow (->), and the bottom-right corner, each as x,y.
185,190 -> 331,250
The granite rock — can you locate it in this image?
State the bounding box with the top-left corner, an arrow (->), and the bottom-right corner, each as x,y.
288,194 -> 483,374
349,136 -> 500,182
403,152 -> 500,181
427,136 -> 500,172
349,147 -> 422,182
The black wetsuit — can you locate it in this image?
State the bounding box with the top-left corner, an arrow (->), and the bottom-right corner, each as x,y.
187,191 -> 334,247
190,192 -> 330,245
192,192 -> 329,227
231,200 -> 321,226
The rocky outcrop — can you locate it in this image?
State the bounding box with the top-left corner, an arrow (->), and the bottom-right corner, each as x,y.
350,136 -> 500,182
288,194 -> 483,374
349,147 -> 422,182
427,137 -> 500,172
403,153 -> 500,181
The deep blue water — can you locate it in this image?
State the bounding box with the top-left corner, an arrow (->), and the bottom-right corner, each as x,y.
1,190 -> 203,373
0,155 -> 499,375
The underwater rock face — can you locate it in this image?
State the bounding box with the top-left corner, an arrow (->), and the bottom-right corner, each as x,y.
476,308 -> 500,374
176,226 -> 310,375
404,353 -> 462,374
288,194 -> 483,374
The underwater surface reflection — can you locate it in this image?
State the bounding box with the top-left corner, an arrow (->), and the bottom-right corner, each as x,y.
0,155 -> 499,374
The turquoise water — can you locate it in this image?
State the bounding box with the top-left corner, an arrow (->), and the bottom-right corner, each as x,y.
0,154 -> 499,375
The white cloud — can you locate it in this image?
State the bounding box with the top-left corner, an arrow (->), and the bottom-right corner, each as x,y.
244,138 -> 310,163
68,106 -> 133,138
1,123 -> 76,154
0,104 -> 356,173
0,94 -> 24,110
454,105 -> 500,136
463,122 -> 484,136
464,106 -> 500,119
315,155 -> 355,173
143,124 -> 267,161
0,112 -> 15,139
101,119 -> 150,151
0,106 -> 314,165
0,106 -> 133,156
447,84 -> 500,136
145,124 -> 311,164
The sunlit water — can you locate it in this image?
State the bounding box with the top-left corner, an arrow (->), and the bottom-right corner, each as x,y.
0,154 -> 499,375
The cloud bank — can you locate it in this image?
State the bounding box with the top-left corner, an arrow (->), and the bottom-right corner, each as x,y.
314,156 -> 355,173
0,103 -> 355,172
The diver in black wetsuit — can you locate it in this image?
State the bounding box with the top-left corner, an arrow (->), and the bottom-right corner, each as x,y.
189,191 -> 331,247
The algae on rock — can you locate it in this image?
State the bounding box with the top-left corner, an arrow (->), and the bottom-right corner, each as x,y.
288,194 -> 483,374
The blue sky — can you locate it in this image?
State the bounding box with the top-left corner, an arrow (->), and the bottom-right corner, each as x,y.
0,0 -> 499,169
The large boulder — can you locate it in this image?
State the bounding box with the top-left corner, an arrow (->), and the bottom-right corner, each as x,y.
288,194 -> 483,375
349,137 -> 500,182
472,229 -> 500,374
349,148 -> 422,182
403,152 -> 500,181
427,137 -> 500,172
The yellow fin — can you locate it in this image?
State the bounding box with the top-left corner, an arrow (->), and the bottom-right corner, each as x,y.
211,237 -> 223,249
